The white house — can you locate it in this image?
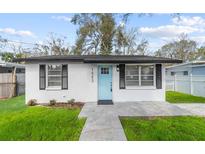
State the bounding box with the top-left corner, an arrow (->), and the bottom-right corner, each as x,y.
14,55 -> 181,104
0,56 -> 25,73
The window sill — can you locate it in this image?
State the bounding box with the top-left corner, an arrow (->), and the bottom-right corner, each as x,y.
125,86 -> 156,90
46,87 -> 61,91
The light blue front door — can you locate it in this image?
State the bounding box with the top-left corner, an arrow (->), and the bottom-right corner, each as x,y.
98,65 -> 112,100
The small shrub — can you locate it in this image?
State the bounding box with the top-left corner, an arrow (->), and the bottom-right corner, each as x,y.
67,99 -> 75,104
27,99 -> 37,106
49,99 -> 56,106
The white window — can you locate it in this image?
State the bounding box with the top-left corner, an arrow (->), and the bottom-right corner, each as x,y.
125,66 -> 139,86
141,65 -> 154,86
47,65 -> 62,88
125,65 -> 154,87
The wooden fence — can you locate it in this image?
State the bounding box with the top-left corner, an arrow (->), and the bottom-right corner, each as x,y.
0,73 -> 16,99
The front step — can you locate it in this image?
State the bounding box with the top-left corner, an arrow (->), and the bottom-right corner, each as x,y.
98,100 -> 113,105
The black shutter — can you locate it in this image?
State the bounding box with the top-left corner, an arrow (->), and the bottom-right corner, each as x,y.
62,64 -> 68,89
39,65 -> 46,90
119,64 -> 125,89
156,64 -> 162,89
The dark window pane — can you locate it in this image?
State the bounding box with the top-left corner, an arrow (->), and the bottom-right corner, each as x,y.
171,72 -> 175,76
48,76 -> 61,81
126,76 -> 139,80
183,71 -> 188,76
141,66 -> 154,75
141,76 -> 153,81
141,81 -> 154,86
48,82 -> 61,87
126,80 -> 139,86
101,67 -> 109,74
125,66 -> 139,75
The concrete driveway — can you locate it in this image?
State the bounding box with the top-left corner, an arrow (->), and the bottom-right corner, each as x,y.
78,101 -> 195,141
174,103 -> 205,116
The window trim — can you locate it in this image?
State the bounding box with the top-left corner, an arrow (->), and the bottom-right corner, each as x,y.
46,64 -> 62,90
125,64 -> 156,89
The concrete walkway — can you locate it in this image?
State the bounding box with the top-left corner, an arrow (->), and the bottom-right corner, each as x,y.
78,101 -> 198,141
79,104 -> 127,141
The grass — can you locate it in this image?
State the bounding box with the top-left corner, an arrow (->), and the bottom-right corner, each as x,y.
166,91 -> 205,103
0,96 -> 86,141
121,116 -> 205,141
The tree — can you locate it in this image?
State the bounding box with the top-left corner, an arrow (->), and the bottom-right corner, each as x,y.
125,29 -> 138,55
33,44 -> 49,56
0,36 -> 7,49
155,34 -> 197,62
114,28 -> 150,55
71,13 -> 131,55
99,14 -> 115,55
155,43 -> 176,59
193,46 -> 205,60
71,14 -> 101,55
114,26 -> 130,55
48,33 -> 70,55
71,13 -> 155,55
15,52 -> 28,59
33,33 -> 70,56
1,52 -> 14,62
135,39 -> 149,55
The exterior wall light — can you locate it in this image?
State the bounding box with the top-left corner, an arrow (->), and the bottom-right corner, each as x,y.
116,65 -> 119,72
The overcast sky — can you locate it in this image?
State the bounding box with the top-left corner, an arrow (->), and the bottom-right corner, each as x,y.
1,13 -> 205,53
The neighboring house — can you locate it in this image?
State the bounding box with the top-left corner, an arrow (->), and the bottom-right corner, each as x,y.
14,55 -> 181,104
0,56 -> 25,73
166,60 -> 205,97
0,56 -> 25,98
166,60 -> 205,76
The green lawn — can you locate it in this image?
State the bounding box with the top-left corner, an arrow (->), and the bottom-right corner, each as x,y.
121,116 -> 205,141
166,91 -> 205,103
0,96 -> 86,141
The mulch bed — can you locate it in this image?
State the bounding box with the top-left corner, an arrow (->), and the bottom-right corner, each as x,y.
45,102 -> 84,109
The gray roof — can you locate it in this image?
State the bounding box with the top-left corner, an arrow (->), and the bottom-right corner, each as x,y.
0,62 -> 25,68
0,56 -> 25,68
13,55 -> 182,64
166,60 -> 205,69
